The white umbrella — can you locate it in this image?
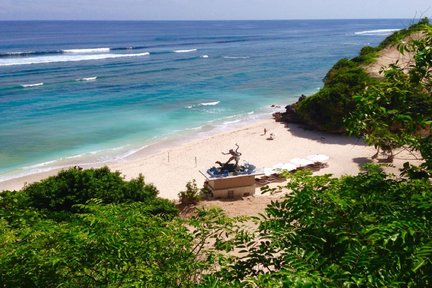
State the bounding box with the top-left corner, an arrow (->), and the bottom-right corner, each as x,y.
290,158 -> 314,167
272,163 -> 285,169
281,163 -> 297,171
307,154 -> 330,162
264,168 -> 275,176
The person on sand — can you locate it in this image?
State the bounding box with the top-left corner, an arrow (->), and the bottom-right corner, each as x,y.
263,128 -> 267,135
267,133 -> 275,140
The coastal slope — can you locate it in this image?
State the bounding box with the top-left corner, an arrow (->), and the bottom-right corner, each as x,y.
279,20 -> 429,133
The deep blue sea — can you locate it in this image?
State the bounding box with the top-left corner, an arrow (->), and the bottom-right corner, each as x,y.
0,19 -> 411,182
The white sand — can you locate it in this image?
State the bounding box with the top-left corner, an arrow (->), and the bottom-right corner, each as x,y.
0,117 -> 420,199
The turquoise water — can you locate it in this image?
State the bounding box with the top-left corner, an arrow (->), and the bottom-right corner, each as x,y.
0,20 -> 410,181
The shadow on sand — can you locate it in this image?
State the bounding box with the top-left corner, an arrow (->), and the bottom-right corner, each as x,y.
278,122 -> 376,169
280,122 -> 367,146
352,157 -> 373,167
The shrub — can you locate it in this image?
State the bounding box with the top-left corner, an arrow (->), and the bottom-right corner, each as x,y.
24,166 -> 159,211
295,58 -> 375,132
0,203 -> 198,287
178,179 -> 202,204
207,166 -> 432,287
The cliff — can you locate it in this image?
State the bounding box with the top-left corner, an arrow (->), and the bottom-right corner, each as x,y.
276,18 -> 430,134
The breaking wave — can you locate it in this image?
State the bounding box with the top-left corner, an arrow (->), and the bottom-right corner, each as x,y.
21,82 -> 44,88
223,56 -> 250,59
0,52 -> 150,67
354,29 -> 400,36
76,76 -> 97,81
63,48 -> 111,53
185,101 -> 220,109
200,101 -> 220,106
174,49 -> 197,53
0,47 -> 150,58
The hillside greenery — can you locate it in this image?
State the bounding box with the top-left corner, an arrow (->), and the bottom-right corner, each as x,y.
1,20 -> 431,287
292,18 -> 431,133
202,167 -> 432,287
0,167 -> 210,287
347,23 -> 432,165
202,20 -> 432,287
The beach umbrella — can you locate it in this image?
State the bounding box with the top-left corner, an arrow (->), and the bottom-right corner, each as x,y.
264,168 -> 275,176
290,158 -> 314,167
307,154 -> 330,162
272,163 -> 285,169
281,163 -> 297,171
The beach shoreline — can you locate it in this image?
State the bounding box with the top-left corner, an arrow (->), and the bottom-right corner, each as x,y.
0,115 -> 421,199
0,105 -> 284,186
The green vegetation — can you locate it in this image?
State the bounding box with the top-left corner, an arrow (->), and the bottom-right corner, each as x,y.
1,203 -> 197,287
292,18 -> 432,133
178,179 -> 202,204
347,24 -> 432,165
0,167 -> 243,287
295,58 -> 376,132
377,17 -> 429,49
1,21 -> 431,287
202,21 -> 431,287
203,167 -> 432,287
0,167 -> 196,287
21,166 -> 179,216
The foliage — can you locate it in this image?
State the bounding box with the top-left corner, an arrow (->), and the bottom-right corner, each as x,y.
204,167 -> 432,287
378,19 -> 429,49
23,166 -> 161,212
0,166 -> 248,287
203,23 -> 432,287
0,202 -> 200,287
1,20 -> 431,288
295,58 -> 375,132
178,179 -> 202,204
291,18 -> 430,134
352,46 -> 379,64
347,25 -> 432,164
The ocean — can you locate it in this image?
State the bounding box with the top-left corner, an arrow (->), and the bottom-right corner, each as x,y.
0,19 -> 410,183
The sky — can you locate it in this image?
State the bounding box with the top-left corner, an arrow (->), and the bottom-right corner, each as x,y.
0,0 -> 431,20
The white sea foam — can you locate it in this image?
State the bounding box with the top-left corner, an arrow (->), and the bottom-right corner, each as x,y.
174,49 -> 197,53
0,52 -> 150,67
63,48 -> 111,53
223,119 -> 241,125
185,101 -> 220,109
354,29 -> 400,36
3,51 -> 31,56
77,76 -> 97,81
0,167 -> 56,183
223,56 -> 250,59
24,159 -> 57,169
200,101 -> 220,106
21,82 -> 44,88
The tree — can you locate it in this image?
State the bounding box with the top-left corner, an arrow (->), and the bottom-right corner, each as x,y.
201,22 -> 432,287
23,166 -> 171,213
202,168 -> 432,287
0,202 -> 202,287
346,24 -> 432,164
0,167 -> 242,287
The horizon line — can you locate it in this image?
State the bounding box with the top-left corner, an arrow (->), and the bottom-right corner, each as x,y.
0,17 -> 422,22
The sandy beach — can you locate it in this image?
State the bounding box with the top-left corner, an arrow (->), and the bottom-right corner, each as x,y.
0,116 -> 421,200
